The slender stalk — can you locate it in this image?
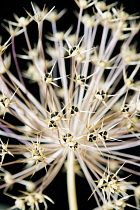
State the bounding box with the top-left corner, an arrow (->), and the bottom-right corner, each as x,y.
11,37 -> 25,86
75,7 -> 83,44
37,22 -> 47,72
67,150 -> 78,210
23,26 -> 32,51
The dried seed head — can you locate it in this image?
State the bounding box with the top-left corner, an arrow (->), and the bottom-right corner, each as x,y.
43,73 -> 53,83
15,199 -> 25,209
48,120 -> 58,129
25,3 -> 55,23
70,105 -> 79,115
95,90 -> 107,101
76,75 -> 87,85
62,133 -> 73,142
74,0 -> 96,9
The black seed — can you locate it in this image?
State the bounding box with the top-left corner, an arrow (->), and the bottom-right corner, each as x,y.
89,138 -> 93,142
50,120 -> 54,123
70,110 -> 75,114
75,107 -> 78,112
99,132 -> 103,136
45,73 -> 52,78
81,78 -> 85,82
70,50 -> 73,54
93,136 -> 96,140
51,114 -> 55,118
102,95 -> 105,99
104,131 -> 107,135
103,180 -> 107,184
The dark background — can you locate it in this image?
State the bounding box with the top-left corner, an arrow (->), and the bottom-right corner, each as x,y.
0,0 -> 140,37
0,0 -> 140,209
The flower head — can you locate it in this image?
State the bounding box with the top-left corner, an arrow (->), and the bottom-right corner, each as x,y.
24,2 -> 55,23
0,1 -> 140,210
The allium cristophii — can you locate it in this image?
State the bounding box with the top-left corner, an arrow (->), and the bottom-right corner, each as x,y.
0,0 -> 140,209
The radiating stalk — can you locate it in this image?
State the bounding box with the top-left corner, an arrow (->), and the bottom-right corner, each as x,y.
75,7 -> 83,44
67,150 -> 78,210
37,22 -> 47,72
11,37 -> 25,86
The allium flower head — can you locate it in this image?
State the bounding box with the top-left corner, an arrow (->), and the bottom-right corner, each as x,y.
0,1 -> 140,209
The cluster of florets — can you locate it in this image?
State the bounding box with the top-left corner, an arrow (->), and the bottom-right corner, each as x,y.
0,0 -> 140,209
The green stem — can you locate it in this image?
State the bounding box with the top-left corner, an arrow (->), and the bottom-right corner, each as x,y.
67,150 -> 78,210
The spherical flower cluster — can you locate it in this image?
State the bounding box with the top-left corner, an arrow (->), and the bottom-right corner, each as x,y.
0,1 -> 140,209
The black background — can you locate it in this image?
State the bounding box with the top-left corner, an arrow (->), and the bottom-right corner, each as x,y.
0,0 -> 140,209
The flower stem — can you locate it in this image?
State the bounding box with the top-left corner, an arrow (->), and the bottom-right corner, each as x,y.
11,37 -> 25,86
67,150 -> 78,210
